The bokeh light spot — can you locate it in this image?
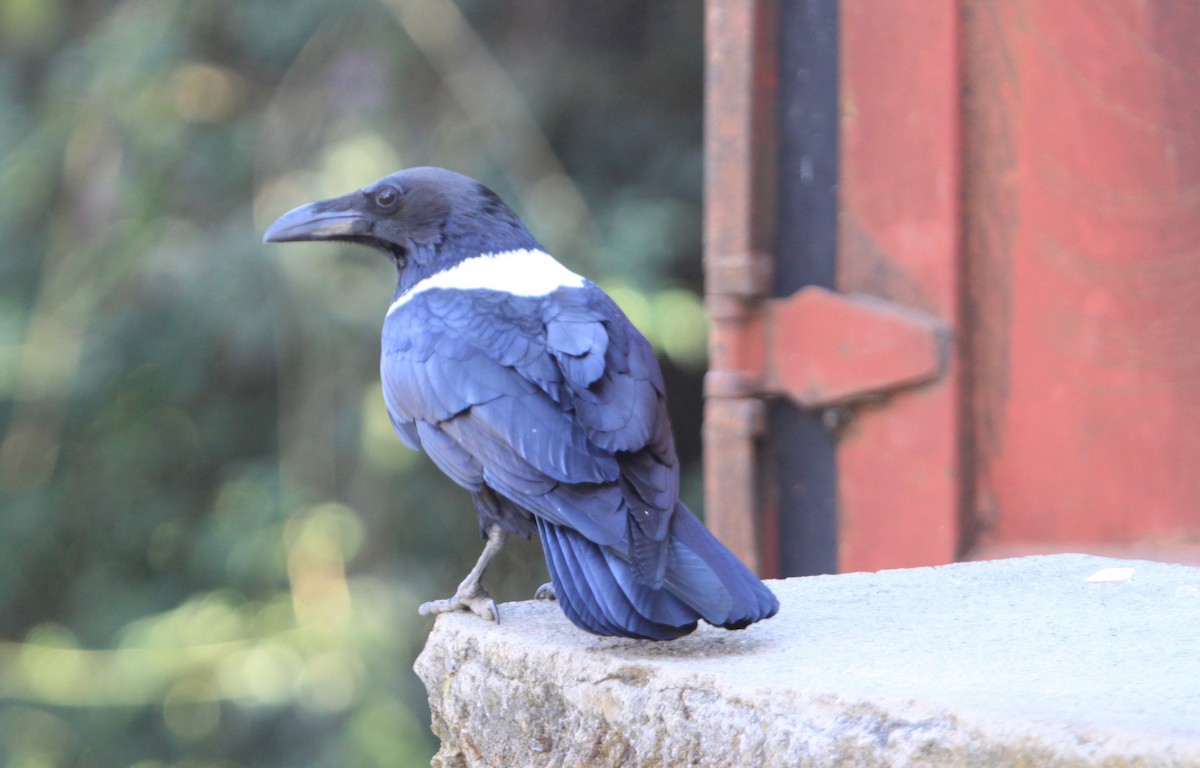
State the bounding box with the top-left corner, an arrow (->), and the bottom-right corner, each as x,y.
162,680 -> 220,741
653,288 -> 707,367
170,63 -> 244,124
298,651 -> 360,713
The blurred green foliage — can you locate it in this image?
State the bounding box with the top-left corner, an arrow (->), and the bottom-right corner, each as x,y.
0,0 -> 704,765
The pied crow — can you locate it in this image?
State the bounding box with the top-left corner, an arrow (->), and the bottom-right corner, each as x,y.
264,167 -> 778,640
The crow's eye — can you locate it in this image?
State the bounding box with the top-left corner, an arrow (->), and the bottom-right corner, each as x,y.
374,186 -> 400,210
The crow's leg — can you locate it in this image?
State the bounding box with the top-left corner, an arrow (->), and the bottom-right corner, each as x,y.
534,582 -> 556,601
419,524 -> 507,622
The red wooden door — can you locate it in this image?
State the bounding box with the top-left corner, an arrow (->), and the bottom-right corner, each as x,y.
704,0 -> 1200,575
964,0 -> 1200,562
837,0 -> 962,572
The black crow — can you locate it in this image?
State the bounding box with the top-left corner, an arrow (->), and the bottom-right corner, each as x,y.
264,167 -> 778,640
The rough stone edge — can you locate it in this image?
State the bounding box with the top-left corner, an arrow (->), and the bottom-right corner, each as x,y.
415,613 -> 1197,768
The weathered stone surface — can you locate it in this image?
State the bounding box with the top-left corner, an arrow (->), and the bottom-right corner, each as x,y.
414,554 -> 1200,767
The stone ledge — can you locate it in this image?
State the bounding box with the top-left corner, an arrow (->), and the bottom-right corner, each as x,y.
414,554 -> 1200,767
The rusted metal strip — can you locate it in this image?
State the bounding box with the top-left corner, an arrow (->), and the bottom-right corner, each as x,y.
702,398 -> 770,576
703,0 -> 777,575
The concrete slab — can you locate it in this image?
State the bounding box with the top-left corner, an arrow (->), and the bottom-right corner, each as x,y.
415,554 -> 1200,767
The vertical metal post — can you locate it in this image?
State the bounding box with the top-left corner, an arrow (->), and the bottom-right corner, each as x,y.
771,0 -> 840,576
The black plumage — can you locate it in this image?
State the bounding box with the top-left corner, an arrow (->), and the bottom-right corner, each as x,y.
264,167 -> 778,640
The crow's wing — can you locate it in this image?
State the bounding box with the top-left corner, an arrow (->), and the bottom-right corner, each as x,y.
382,286 -> 678,576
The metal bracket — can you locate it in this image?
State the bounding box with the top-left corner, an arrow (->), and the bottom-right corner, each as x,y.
764,286 -> 947,407
707,284 -> 947,409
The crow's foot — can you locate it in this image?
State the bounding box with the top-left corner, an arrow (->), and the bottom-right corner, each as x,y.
418,587 -> 499,622
418,524 -> 507,624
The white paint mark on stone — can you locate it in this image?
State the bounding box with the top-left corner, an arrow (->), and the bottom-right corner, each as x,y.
1085,567 -> 1135,584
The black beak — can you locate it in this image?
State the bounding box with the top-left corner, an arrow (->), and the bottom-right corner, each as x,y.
262,192 -> 369,243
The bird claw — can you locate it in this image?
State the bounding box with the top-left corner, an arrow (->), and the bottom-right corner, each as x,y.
534,582 -> 557,601
418,591 -> 500,623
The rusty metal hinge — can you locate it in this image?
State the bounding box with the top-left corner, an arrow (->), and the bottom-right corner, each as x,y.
707,281 -> 948,409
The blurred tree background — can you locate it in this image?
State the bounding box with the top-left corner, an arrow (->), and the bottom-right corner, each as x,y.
0,0 -> 705,765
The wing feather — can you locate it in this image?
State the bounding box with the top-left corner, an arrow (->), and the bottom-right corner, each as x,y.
382,286 -> 680,583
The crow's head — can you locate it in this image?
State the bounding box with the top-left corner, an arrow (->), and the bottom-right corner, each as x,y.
263,167 -> 539,271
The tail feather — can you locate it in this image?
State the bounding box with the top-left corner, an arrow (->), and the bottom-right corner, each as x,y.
564,525 -> 688,638
600,547 -> 699,628
667,503 -> 780,629
536,502 -> 779,640
538,518 -> 692,640
539,520 -> 625,636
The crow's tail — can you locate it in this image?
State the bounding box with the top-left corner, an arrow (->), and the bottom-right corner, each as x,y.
537,502 -> 779,640
661,501 -> 781,630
